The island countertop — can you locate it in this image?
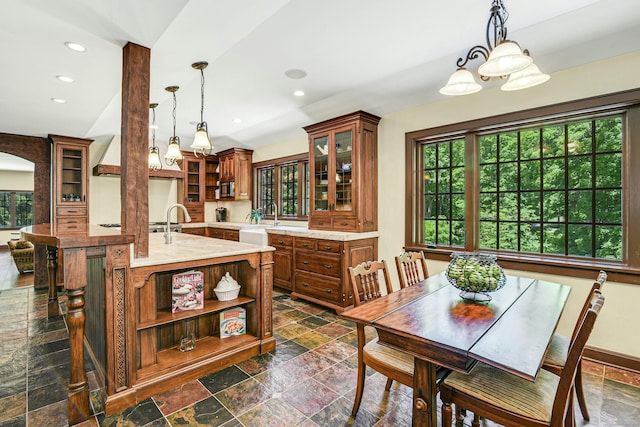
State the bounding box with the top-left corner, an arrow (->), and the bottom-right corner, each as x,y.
182,222 -> 380,241
130,231 -> 274,268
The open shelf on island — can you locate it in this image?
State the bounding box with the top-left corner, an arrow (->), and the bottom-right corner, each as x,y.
136,296 -> 255,330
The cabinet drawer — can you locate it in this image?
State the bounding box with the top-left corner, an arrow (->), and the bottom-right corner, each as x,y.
295,252 -> 340,277
57,206 -> 87,217
269,234 -> 293,248
332,217 -> 357,231
57,217 -> 88,233
308,217 -> 331,229
223,230 -> 240,241
294,271 -> 341,304
316,240 -> 341,254
207,228 -> 225,239
295,238 -> 317,251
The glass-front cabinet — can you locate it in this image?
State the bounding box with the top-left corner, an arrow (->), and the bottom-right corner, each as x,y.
305,111 -> 380,232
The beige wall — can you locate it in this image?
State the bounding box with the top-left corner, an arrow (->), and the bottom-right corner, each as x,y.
1,170 -> 34,243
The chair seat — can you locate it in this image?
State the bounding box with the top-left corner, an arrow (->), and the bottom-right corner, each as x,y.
363,337 -> 414,378
543,333 -> 569,368
443,362 -> 559,423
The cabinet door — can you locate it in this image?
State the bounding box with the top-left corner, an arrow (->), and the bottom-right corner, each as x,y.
333,127 -> 354,214
273,249 -> 293,290
235,153 -> 251,200
57,144 -> 88,206
311,133 -> 332,216
184,157 -> 204,203
220,156 -> 235,182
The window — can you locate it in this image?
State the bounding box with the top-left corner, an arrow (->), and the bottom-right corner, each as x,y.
0,191 -> 33,228
406,89 -> 640,282
254,153 -> 309,220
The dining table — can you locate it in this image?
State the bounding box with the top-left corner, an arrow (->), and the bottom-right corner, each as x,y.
339,272 -> 571,427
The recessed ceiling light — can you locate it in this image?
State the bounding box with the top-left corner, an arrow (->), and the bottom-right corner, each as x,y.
293,90 -> 305,97
285,69 -> 307,79
233,118 -> 242,124
51,98 -> 67,104
56,75 -> 74,83
64,42 -> 86,52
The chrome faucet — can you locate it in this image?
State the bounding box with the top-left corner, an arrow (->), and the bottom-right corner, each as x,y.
272,202 -> 280,226
164,203 -> 191,244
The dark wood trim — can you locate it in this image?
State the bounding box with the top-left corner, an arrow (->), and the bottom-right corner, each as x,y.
583,346 -> 640,374
252,152 -> 307,169
93,163 -> 183,179
120,42 -> 150,258
0,132 -> 51,288
303,110 -> 381,133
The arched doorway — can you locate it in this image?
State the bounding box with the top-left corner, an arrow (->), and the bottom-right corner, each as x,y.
0,133 -> 51,288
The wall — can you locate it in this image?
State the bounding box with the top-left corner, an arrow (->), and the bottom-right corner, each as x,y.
0,170 -> 34,243
376,51 -> 640,358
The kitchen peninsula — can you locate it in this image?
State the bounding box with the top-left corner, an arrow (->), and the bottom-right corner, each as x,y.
22,225 -> 274,423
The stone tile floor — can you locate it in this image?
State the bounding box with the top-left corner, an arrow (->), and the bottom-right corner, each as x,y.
1,250 -> 639,426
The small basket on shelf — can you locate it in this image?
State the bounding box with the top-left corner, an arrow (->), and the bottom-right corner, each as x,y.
445,252 -> 506,302
214,272 -> 241,301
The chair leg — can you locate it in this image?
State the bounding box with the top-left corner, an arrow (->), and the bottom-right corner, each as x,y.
442,402 -> 453,427
472,413 -> 480,427
351,359 -> 366,416
575,361 -> 590,421
384,377 -> 393,391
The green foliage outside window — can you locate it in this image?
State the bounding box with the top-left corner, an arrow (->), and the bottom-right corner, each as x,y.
0,191 -> 32,228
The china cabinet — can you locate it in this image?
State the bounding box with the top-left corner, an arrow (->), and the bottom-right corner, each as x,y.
304,111 -> 380,232
51,134 -> 93,234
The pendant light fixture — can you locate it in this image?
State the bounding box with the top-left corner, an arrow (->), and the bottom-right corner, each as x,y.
440,0 -> 549,96
148,103 -> 162,170
190,61 -> 212,157
164,86 -> 183,166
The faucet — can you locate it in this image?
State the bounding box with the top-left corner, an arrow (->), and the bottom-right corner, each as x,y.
164,203 -> 191,244
272,202 -> 280,226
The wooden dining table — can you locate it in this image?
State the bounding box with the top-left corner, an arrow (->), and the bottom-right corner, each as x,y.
339,272 -> 571,427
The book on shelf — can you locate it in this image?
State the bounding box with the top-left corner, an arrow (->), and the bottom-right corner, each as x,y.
171,270 -> 204,313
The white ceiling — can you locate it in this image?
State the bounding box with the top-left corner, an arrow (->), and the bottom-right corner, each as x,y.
1,0 -> 640,157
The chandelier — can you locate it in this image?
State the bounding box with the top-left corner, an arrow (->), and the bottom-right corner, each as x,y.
148,103 -> 162,170
190,61 -> 212,157
164,86 -> 183,166
440,0 -> 549,96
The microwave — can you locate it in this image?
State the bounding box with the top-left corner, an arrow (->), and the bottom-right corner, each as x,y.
220,181 -> 235,198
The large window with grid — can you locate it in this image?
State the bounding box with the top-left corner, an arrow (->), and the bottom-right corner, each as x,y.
0,191 -> 33,229
254,154 -> 309,220
406,90 -> 640,282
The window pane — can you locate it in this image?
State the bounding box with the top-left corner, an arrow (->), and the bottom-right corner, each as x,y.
480,135 -> 497,163
498,193 -> 517,221
568,224 -> 592,257
424,219 -> 436,246
480,194 -> 496,220
451,194 -> 465,220
595,117 -> 622,152
568,190 -> 592,223
595,189 -> 621,223
479,222 -> 497,249
280,164 -> 298,216
520,129 -> 540,159
498,222 -> 518,251
14,192 -> 32,226
424,169 -> 436,194
437,219 -> 450,246
543,224 -> 566,254
595,153 -> 621,188
480,164 -> 497,192
520,160 -> 540,191
543,191 -> 565,222
451,220 -> 465,246
520,192 -> 540,222
595,226 -> 622,259
451,167 -> 465,192
542,158 -> 565,190
424,195 -> 436,219
521,223 -> 541,253
499,132 -> 518,162
499,163 -> 517,191
543,126 -> 564,157
451,139 -> 465,166
568,156 -> 591,188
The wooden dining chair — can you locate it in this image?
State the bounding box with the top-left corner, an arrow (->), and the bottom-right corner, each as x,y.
541,270 -> 607,422
394,251 -> 429,289
440,290 -> 605,427
348,260 -> 407,416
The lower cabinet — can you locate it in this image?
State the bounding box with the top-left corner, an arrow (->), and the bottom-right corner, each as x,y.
290,236 -> 377,312
269,234 -> 293,291
181,227 -> 206,236
206,227 -> 240,241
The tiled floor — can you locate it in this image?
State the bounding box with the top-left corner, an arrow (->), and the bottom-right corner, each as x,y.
1,250 -> 639,426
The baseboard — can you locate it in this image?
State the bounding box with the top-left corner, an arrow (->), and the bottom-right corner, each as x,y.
583,345 -> 640,373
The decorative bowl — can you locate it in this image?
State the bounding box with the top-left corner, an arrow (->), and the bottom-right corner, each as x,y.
214,272 -> 241,301
445,252 -> 506,302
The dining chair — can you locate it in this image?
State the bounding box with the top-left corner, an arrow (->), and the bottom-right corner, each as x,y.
394,251 -> 429,288
440,290 -> 605,427
541,270 -> 607,421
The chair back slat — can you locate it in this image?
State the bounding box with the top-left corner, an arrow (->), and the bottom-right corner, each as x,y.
570,270 -> 606,342
395,251 -> 429,289
550,291 -> 605,425
349,260 -> 393,307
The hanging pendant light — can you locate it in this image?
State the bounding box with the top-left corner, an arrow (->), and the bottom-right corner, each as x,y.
148,103 -> 162,170
190,61 -> 212,157
164,86 -> 183,166
440,0 -> 549,95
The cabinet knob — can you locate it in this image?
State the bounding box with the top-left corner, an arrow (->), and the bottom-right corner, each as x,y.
325,289 -> 332,294
318,221 -> 324,225
278,240 -> 284,244
302,261 -> 309,265
324,265 -> 332,269
324,246 -> 332,250
303,243 -> 309,247
340,222 -> 348,226
302,282 -> 309,287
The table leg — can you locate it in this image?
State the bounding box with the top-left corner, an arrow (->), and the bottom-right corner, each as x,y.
66,288 -> 90,424
413,358 -> 437,427
46,246 -> 59,318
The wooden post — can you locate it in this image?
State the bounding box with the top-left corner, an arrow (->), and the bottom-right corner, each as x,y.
46,246 -> 59,317
120,42 -> 150,258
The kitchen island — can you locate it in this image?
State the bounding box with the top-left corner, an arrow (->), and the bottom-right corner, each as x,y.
22,226 -> 274,423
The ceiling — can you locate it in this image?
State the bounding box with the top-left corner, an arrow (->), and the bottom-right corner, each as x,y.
2,0 -> 640,159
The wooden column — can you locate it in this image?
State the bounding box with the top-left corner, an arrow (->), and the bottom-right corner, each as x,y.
120,42 -> 150,258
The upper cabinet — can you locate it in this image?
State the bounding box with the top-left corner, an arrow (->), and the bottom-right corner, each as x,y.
51,134 -> 93,234
178,152 -> 215,222
304,111 -> 380,232
216,148 -> 253,201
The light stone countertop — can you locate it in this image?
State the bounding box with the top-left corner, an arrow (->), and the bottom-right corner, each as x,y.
181,221 -> 379,241
130,231 -> 273,268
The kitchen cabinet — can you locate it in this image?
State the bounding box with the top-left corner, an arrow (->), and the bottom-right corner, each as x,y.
204,157 -> 219,202
304,111 -> 380,232
178,153 -> 210,222
181,227 -> 207,236
51,134 -> 93,234
216,148 -> 253,201
291,235 -> 377,312
269,234 -> 293,291
207,227 -> 240,241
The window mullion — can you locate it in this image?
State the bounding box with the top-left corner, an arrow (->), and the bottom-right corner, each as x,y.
465,133 -> 479,251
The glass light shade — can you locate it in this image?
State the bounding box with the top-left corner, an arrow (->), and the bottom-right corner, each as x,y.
190,123 -> 211,151
439,69 -> 482,96
165,137 -> 183,165
148,146 -> 162,170
478,41 -> 532,77
501,63 -> 550,91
